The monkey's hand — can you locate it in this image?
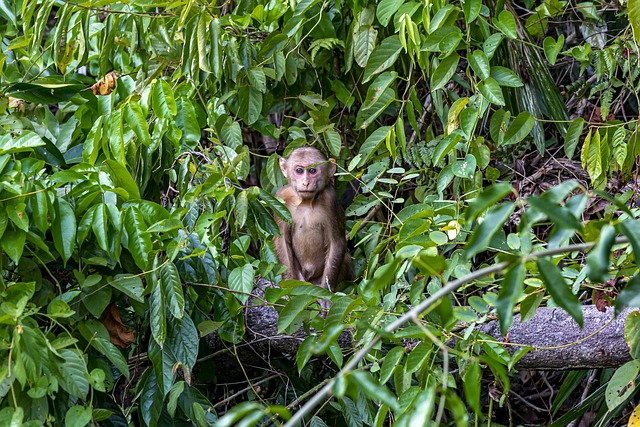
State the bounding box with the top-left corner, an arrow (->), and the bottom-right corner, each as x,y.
318,297 -> 331,316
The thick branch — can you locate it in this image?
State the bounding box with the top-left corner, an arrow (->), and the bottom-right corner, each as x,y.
479,306 -> 636,370
204,300 -> 635,375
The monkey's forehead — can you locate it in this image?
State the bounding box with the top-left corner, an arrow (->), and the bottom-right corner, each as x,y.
288,147 -> 327,158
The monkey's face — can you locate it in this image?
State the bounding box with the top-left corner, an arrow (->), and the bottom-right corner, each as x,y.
291,164 -> 326,200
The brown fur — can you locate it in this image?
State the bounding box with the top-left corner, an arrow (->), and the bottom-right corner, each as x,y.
273,147 -> 353,290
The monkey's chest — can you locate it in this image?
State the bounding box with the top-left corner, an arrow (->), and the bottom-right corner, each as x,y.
291,217 -> 329,275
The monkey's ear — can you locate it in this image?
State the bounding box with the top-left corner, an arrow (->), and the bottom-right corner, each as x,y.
279,157 -> 288,177
327,158 -> 337,176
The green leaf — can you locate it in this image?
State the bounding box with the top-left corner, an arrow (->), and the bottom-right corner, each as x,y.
237,86 -> 262,125
221,119 -> 243,149
431,53 -> 460,91
497,262 -> 525,334
629,0 -> 640,45
125,208 -> 153,271
278,295 -> 315,333
490,66 -> 523,87
0,130 -> 45,155
259,32 -> 289,59
466,183 -> 514,223
586,129 -> 602,180
537,258 -> 583,326
324,129 -> 342,157
354,26 -> 378,68
31,187 -> 50,233
1,229 -> 26,264
464,363 -> 482,414
150,271 -> 166,345
526,196 -> 582,230
422,26 -> 463,53
494,10 -> 517,39
65,406 -> 93,427
451,154 -> 476,179
380,346 -> 404,384
377,0 -> 405,26
483,33 -> 504,59
177,97 -> 201,148
406,342 -> 432,373
92,203 -> 109,252
228,264 -> 255,304
605,360 -> 640,409
363,35 -> 403,83
124,101 -> 150,146
586,224 -> 615,283
161,262 -> 185,318
152,79 -> 177,119
477,77 -> 505,105
104,159 -> 141,200
466,202 -> 515,259
616,274 -> 640,314
612,126 -> 627,168
235,191 -> 249,228
357,126 -> 390,166
564,118 -> 584,159
7,201 -> 28,232
362,71 -> 398,111
52,198 -> 76,265
259,189 -> 291,222
433,133 -> 462,165
165,315 -> 199,369
543,35 -> 564,65
5,78 -> 86,104
625,311 -> 640,359
462,0 -> 481,23
350,371 -> 399,412
356,87 -> 395,129
469,50 -> 490,80
503,112 -> 535,146
90,337 -> 130,379
58,349 -> 90,399
110,274 -> 145,303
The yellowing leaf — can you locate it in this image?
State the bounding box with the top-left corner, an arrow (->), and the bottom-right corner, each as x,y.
88,71 -> 118,96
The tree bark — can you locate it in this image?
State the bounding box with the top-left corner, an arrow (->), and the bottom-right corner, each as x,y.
479,306 -> 635,369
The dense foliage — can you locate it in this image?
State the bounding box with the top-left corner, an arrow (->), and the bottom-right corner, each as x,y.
2,0 -> 640,425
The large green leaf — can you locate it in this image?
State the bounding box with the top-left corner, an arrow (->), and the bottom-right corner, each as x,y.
152,79 -> 177,119
124,101 -> 150,147
363,35 -> 402,83
496,262 -> 525,334
52,198 -> 77,265
628,0 -> 640,45
160,262 -> 185,318
465,202 -> 515,258
431,53 -> 460,91
228,264 -> 255,304
0,131 -> 45,155
124,207 -> 153,271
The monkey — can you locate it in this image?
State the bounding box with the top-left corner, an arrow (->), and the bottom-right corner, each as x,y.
273,147 -> 353,301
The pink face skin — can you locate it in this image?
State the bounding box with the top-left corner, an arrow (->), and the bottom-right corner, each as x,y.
293,164 -> 321,198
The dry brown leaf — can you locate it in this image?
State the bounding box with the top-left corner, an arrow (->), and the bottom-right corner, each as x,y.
88,71 -> 118,96
101,303 -> 134,348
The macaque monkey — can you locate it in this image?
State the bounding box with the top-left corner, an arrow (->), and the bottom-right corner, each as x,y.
274,147 -> 353,296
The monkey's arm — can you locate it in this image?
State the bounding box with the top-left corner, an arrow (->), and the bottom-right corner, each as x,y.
321,222 -> 347,290
274,219 -> 304,280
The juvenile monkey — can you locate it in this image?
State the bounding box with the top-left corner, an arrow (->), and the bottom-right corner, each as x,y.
273,147 -> 352,294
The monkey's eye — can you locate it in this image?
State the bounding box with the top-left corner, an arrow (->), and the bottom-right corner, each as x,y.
308,167 -> 317,174
295,167 -> 304,174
